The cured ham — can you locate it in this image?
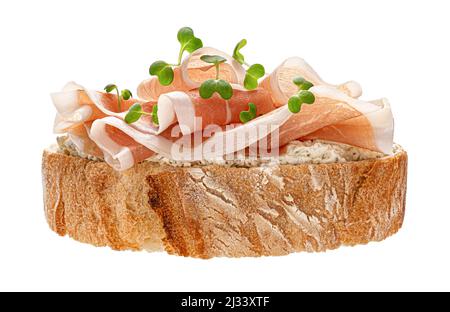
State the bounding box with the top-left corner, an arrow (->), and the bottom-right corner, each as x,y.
260,57 -> 362,106
137,47 -> 246,101
303,98 -> 393,153
86,85 -> 392,170
51,53 -> 394,171
84,86 -> 278,169
155,87 -> 275,136
53,82 -> 275,135
52,81 -> 142,133
275,86 -> 393,154
88,107 -> 292,169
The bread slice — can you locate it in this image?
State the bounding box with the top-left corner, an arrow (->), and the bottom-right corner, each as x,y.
42,145 -> 407,258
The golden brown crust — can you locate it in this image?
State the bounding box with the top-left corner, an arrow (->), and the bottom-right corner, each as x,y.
42,147 -> 407,258
42,150 -> 167,251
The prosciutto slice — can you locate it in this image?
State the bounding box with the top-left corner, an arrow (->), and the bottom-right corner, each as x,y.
275,86 -> 393,154
88,106 -> 292,169
51,54 -> 393,171
260,57 -> 362,106
137,47 -> 246,101
86,85 -> 392,170
52,81 -> 143,133
155,87 -> 275,136
53,82 -> 276,135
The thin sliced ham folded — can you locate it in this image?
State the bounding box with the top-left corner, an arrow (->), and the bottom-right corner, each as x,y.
155,87 -> 275,136
260,57 -> 362,106
275,86 -> 393,154
53,82 -> 276,136
137,47 -> 246,101
89,106 -> 293,169
51,55 -> 393,171
87,85 -> 392,170
51,81 -> 143,133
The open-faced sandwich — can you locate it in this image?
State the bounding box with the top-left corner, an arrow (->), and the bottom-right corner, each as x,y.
42,27 -> 407,258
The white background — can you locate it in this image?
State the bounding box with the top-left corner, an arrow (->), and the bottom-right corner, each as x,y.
0,0 -> 449,291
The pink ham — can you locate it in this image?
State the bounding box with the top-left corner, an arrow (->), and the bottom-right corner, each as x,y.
88,107 -> 292,169
51,55 -> 393,171
88,86 -> 392,170
260,57 -> 362,106
137,47 -> 246,101
51,81 -> 144,134
275,86 -> 393,154
154,87 -> 275,136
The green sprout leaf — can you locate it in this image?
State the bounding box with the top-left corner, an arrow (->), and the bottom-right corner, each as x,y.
200,54 -> 227,80
148,27 -> 203,87
199,79 -> 217,99
288,90 -> 315,114
152,105 -> 159,125
239,102 -> 257,123
244,75 -> 258,90
233,39 -> 247,65
200,55 -> 226,65
293,76 -> 313,90
125,103 -> 144,124
124,103 -> 157,125
105,84 -> 132,112
198,55 -> 232,96
199,79 -> 233,100
177,27 -> 203,61
293,77 -> 306,87
244,64 -> 265,90
216,79 -> 233,100
298,90 -> 315,104
104,84 -> 117,93
149,61 -> 174,86
299,81 -> 313,90
177,27 -> 195,45
288,78 -> 316,113
248,102 -> 257,117
121,89 -> 132,100
288,95 -> 302,113
184,37 -> 203,54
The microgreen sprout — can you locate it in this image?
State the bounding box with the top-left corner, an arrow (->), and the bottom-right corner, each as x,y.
232,39 -> 265,90
152,105 -> 159,125
124,103 -> 159,126
287,77 -> 315,113
149,27 -> 203,86
104,84 -> 132,112
244,64 -> 265,90
198,55 -> 233,100
293,77 -> 314,90
239,102 -> 257,123
233,39 -> 248,66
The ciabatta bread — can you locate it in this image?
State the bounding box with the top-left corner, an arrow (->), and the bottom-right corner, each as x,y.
42,145 -> 407,258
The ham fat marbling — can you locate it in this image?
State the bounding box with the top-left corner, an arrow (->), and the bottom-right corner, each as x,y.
52,50 -> 394,171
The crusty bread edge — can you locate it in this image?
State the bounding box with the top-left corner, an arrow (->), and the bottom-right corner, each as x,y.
42,147 -> 407,258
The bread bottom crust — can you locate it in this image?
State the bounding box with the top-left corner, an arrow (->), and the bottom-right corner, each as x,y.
42,147 -> 407,258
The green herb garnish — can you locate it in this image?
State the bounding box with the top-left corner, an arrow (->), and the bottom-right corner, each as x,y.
152,105 -> 159,125
198,55 -> 233,100
233,39 -> 247,65
104,84 -> 132,111
149,61 -> 174,86
149,27 -> 203,86
293,77 -> 314,90
124,103 -> 159,125
244,64 -> 265,90
239,102 -> 257,123
232,39 -> 265,90
287,77 -> 315,113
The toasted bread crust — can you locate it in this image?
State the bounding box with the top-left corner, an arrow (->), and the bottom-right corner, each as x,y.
42,147 -> 407,258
